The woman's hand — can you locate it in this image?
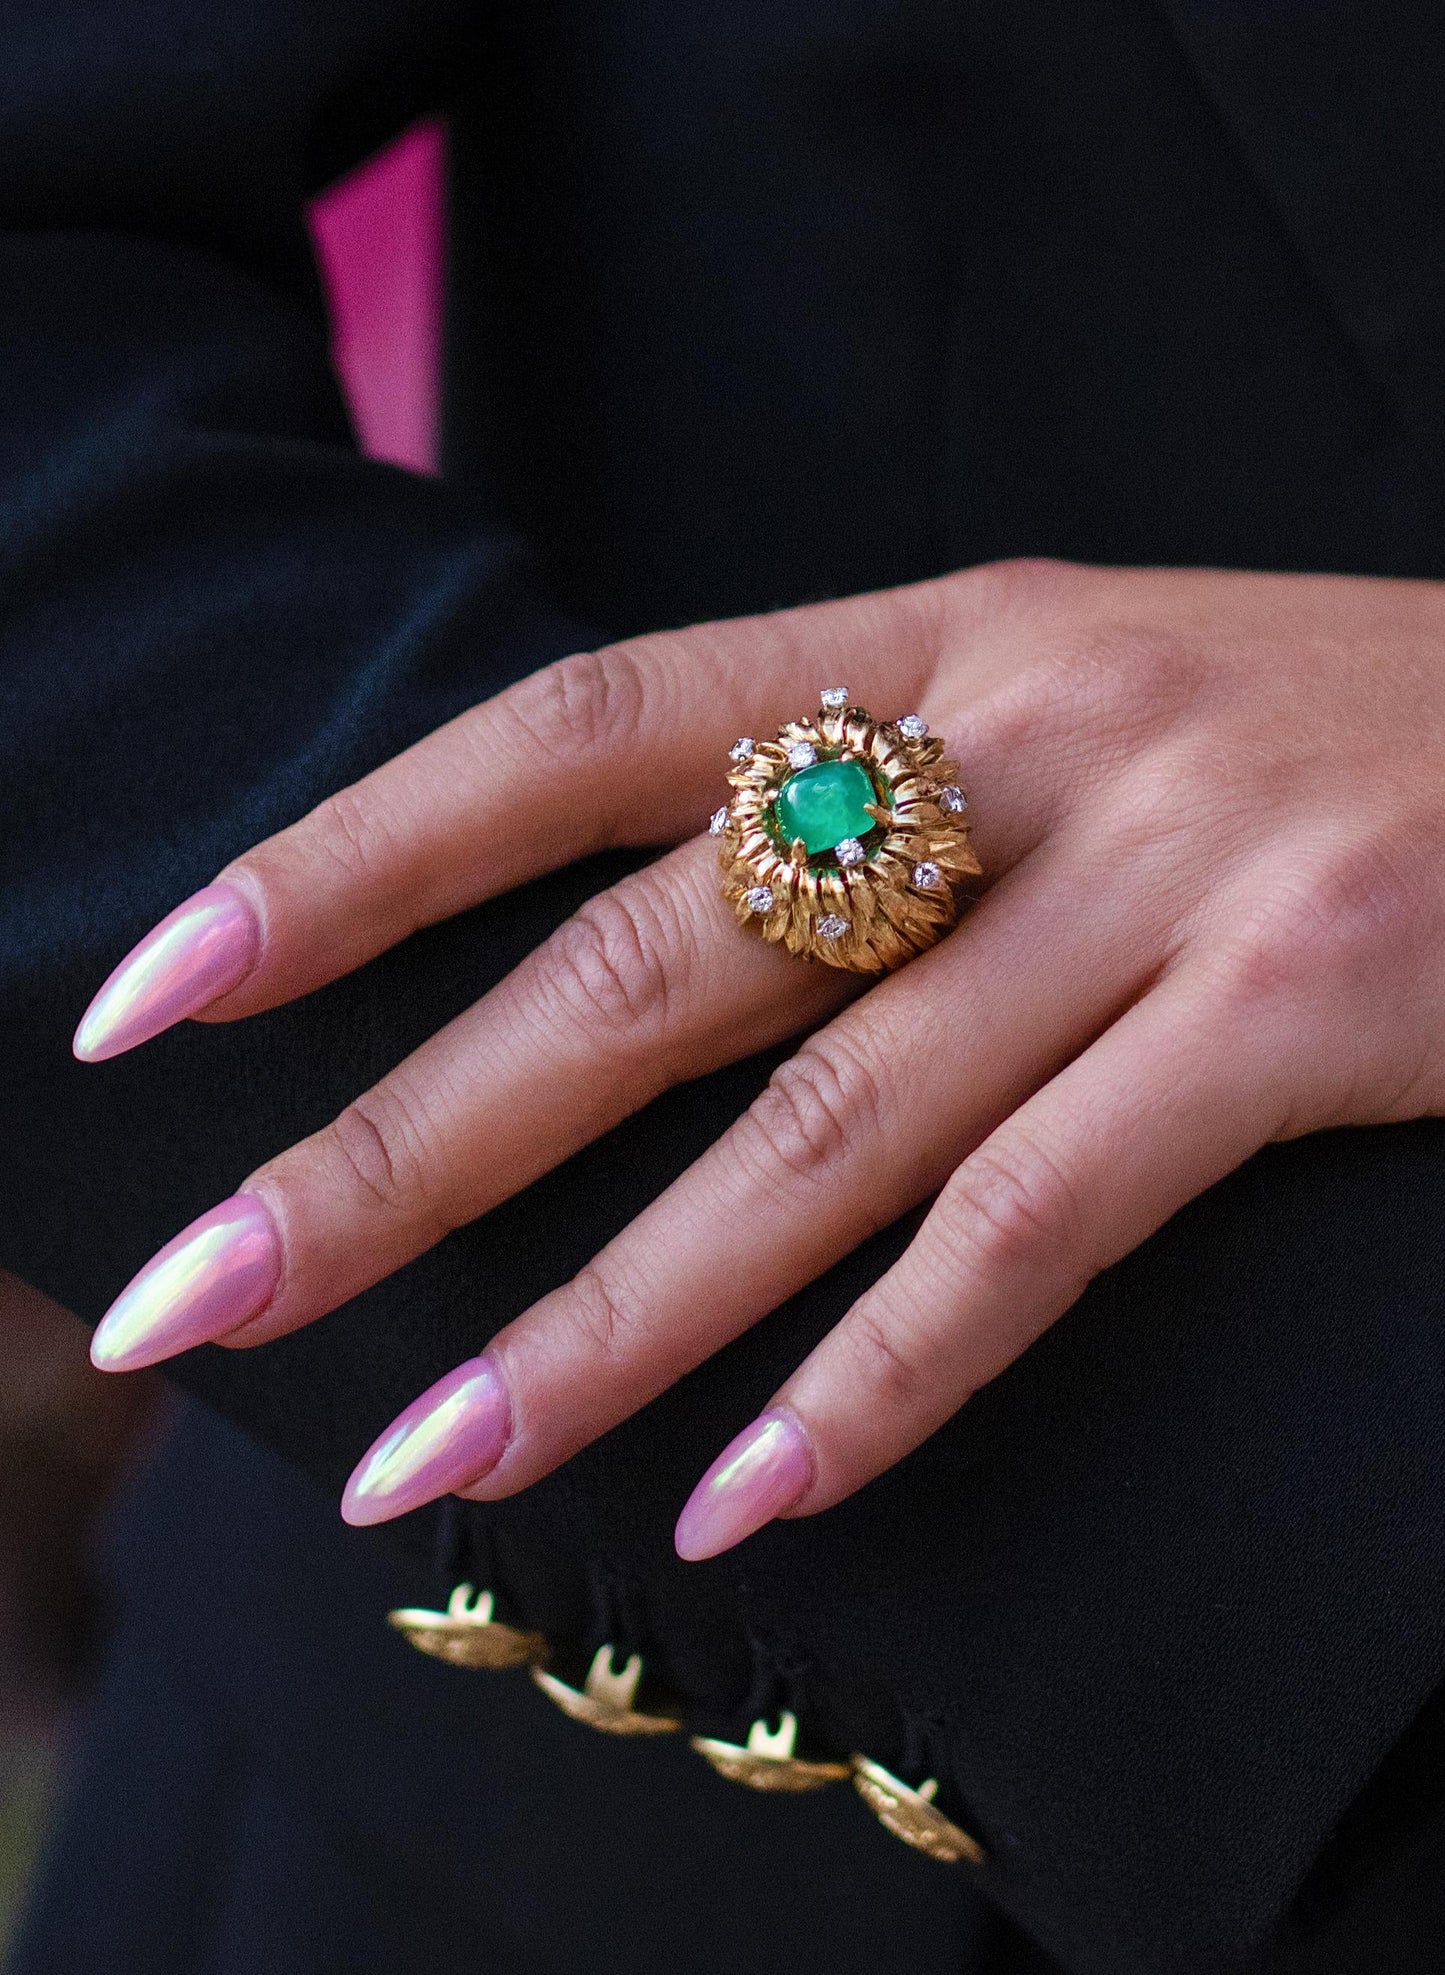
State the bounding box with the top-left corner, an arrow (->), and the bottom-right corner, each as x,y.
75,560 -> 1445,1556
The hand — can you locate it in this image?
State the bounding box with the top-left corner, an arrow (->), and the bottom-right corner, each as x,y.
75,560 -> 1445,1557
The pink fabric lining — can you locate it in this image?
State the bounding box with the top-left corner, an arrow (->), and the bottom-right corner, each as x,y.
306,120 -> 446,475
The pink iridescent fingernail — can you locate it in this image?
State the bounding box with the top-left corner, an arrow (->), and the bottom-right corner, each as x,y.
341,1356 -> 512,1528
90,1195 -> 282,1373
674,1410 -> 813,1561
73,881 -> 260,1063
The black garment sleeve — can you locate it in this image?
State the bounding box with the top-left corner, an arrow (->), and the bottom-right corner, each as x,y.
0,1 -> 608,1328
0,0 -> 662,1596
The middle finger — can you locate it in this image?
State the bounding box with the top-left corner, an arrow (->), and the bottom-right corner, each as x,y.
86,833 -> 851,1371
348,835 -> 1168,1520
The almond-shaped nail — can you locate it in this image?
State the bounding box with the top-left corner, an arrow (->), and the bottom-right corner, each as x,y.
674,1410 -> 813,1561
90,1195 -> 282,1373
341,1356 -> 512,1528
73,881 -> 260,1063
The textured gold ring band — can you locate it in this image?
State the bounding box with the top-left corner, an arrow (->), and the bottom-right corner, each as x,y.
713,688 -> 980,974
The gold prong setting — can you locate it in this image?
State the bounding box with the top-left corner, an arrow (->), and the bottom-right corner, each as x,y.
715,691 -> 980,973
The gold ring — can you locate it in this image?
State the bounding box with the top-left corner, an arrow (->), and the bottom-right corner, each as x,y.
714,689 -> 980,973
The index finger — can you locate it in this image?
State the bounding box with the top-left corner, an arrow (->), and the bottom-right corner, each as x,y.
72,583 -> 949,1060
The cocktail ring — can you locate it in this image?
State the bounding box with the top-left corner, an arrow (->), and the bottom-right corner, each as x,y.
713,689 -> 980,974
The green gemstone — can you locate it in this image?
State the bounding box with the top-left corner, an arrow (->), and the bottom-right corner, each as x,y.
774,757 -> 879,856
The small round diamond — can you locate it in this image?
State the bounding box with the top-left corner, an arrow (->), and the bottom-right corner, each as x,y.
729,737 -> 755,762
939,784 -> 967,813
820,686 -> 849,709
744,885 -> 775,914
787,741 -> 818,770
897,713 -> 929,741
913,860 -> 945,890
817,913 -> 849,940
709,806 -> 729,835
835,837 -> 866,866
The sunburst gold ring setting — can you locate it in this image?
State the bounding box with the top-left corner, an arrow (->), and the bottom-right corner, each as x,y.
715,690 -> 980,973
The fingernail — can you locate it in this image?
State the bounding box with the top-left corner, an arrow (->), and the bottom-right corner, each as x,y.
73,881 -> 260,1063
341,1355 -> 512,1528
90,1194 -> 282,1372
674,1410 -> 813,1561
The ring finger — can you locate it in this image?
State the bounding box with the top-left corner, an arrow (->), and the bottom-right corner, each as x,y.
342,835 -> 1165,1523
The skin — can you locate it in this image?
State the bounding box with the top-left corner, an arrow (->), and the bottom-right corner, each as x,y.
81,560 -> 1445,1545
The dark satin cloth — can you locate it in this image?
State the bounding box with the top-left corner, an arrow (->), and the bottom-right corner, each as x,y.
4,2 -> 1445,1970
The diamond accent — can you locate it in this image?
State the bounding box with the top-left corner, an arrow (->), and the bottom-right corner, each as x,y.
897,714 -> 928,741
835,837 -> 866,866
730,737 -> 755,763
744,886 -> 775,914
939,785 -> 967,813
817,914 -> 849,940
913,860 -> 944,890
709,806 -> 729,835
787,741 -> 818,770
820,686 -> 849,709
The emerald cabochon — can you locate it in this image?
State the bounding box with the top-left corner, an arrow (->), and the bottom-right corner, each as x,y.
774,756 -> 879,856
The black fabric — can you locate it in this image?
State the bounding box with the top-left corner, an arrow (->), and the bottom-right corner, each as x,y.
1154,0 -> 1445,457
11,1405 -> 1013,1975
3,2 -> 1445,1970
442,0 -> 1440,623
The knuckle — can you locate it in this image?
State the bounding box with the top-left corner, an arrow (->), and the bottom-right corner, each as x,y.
545,884 -> 678,1041
561,1263 -> 647,1365
1053,629 -> 1202,733
958,556 -> 1081,614
1213,833 -> 1421,1008
839,1304 -> 931,1414
744,1037 -> 888,1187
322,1080 -> 446,1226
303,783 -> 399,890
939,1131 -> 1084,1285
1001,628 -> 1202,761
506,643 -> 648,763
1103,737 -> 1225,860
